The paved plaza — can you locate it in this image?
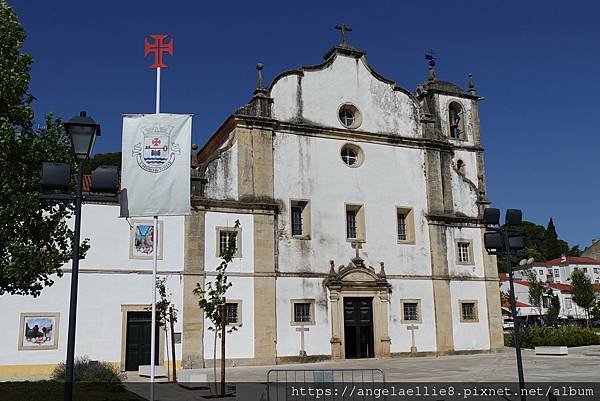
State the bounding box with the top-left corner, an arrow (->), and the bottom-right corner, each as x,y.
120,346 -> 600,400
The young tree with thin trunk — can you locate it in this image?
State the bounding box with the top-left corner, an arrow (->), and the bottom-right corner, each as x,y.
193,220 -> 239,397
570,268 -> 597,327
155,277 -> 178,382
526,270 -> 545,325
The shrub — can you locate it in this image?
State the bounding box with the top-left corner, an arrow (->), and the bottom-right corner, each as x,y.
51,356 -> 126,383
505,326 -> 600,348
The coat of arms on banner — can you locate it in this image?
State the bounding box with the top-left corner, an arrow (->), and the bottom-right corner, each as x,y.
132,124 -> 181,173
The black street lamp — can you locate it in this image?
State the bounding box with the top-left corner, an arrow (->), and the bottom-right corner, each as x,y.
483,208 -> 527,401
62,112 -> 99,401
39,112 -> 118,401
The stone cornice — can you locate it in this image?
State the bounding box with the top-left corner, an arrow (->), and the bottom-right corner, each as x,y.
191,197 -> 279,214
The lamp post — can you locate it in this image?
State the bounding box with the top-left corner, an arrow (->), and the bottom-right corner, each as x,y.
39,112 -> 119,401
483,208 -> 527,401
62,112 -> 100,401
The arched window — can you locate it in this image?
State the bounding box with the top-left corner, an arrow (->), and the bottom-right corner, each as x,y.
448,102 -> 464,139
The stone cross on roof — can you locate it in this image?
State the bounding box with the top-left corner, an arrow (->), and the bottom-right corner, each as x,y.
335,24 -> 352,45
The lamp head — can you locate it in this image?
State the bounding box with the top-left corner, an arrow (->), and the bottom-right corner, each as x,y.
63,111 -> 101,161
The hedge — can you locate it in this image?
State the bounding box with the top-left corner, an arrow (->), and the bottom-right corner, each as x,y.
504,326 -> 600,348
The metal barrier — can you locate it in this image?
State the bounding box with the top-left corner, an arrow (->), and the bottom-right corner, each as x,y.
266,368 -> 386,401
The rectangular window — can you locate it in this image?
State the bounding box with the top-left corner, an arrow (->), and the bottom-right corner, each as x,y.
554,269 -> 559,277
397,213 -> 407,241
538,269 -> 544,275
401,300 -> 422,323
223,300 -> 242,326
290,299 -> 315,326
294,303 -> 311,323
346,210 -> 357,239
291,206 -> 303,235
459,300 -> 478,322
290,200 -> 310,238
216,227 -> 242,258
594,268 -> 599,274
345,204 -> 365,242
456,241 -> 472,264
225,303 -> 238,324
396,207 -> 415,244
583,267 -> 588,273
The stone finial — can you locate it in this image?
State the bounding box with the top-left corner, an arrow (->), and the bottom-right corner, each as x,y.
254,63 -> 265,94
468,73 -> 476,95
329,260 -> 336,276
378,262 -> 386,278
191,143 -> 198,151
425,52 -> 436,82
335,24 -> 352,45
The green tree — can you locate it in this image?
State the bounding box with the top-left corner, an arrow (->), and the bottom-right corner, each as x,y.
193,220 -> 239,397
543,218 -> 569,260
84,152 -> 121,174
0,1 -> 83,296
526,270 -> 545,325
570,269 -> 597,326
545,289 -> 560,327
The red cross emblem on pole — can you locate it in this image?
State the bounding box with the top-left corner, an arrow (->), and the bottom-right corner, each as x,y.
144,34 -> 174,68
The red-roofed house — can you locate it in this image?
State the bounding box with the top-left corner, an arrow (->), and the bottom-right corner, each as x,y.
499,273 -> 594,319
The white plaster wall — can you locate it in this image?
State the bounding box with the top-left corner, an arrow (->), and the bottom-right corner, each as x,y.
202,277 -> 254,360
0,272 -> 183,367
450,149 -> 479,218
273,133 -> 431,276
438,94 -> 475,145
276,277 -> 331,357
271,55 -> 420,137
446,227 -> 485,278
449,281 -> 490,351
204,212 -> 254,274
74,204 -> 184,272
388,280 -> 437,353
204,140 -> 238,200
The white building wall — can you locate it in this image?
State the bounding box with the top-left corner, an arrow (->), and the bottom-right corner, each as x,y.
204,212 -> 254,274
204,140 -> 238,200
388,280 -> 437,353
276,277 -> 330,357
271,55 -> 420,137
449,281 -> 490,351
0,272 -> 183,367
446,227 -> 485,278
202,212 -> 255,359
75,204 -> 184,272
274,132 -> 431,276
202,276 -> 254,360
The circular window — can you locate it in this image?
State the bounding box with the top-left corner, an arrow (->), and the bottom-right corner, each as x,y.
340,143 -> 363,167
338,103 -> 362,129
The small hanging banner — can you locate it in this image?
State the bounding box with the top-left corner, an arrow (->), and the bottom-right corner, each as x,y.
120,113 -> 191,217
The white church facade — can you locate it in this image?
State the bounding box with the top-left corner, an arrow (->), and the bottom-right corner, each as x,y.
0,36 -> 503,376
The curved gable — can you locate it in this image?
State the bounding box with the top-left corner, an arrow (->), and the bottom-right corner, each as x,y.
269,48 -> 421,137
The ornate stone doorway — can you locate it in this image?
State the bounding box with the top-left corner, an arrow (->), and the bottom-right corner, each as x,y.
325,253 -> 391,360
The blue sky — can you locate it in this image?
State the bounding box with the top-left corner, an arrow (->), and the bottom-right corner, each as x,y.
10,1 -> 600,250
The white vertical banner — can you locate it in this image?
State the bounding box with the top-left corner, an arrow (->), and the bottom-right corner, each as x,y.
121,113 -> 192,217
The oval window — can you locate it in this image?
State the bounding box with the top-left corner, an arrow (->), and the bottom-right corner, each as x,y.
340,144 -> 363,167
338,104 -> 361,129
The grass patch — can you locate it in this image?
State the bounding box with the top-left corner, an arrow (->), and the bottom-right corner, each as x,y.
0,381 -> 145,401
505,326 -> 600,348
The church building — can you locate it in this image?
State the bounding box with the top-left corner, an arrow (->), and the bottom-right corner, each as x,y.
0,29 -> 503,376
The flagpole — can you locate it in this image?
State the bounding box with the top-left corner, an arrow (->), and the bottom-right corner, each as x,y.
149,65 -> 161,401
